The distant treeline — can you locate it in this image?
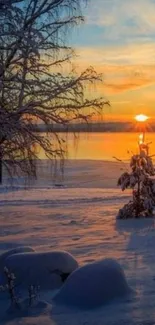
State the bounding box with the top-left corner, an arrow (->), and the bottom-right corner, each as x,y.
32,122 -> 155,133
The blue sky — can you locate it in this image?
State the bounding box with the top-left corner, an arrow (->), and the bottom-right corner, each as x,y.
71,0 -> 155,120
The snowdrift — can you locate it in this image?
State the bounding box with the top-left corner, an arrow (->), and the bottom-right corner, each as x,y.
0,246 -> 35,273
1,250 -> 78,290
54,258 -> 131,309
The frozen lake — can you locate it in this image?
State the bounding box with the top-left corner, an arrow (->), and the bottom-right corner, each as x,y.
37,132 -> 155,160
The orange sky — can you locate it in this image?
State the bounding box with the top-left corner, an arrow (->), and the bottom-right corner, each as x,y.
71,0 -> 155,122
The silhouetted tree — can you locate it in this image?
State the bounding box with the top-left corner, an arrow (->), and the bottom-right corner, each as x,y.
0,0 -> 108,183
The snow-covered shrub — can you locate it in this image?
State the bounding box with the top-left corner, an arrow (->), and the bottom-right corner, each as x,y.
28,285 -> 40,307
54,258 -> 131,309
117,145 -> 155,219
3,251 -> 78,290
0,267 -> 20,309
0,268 -> 48,314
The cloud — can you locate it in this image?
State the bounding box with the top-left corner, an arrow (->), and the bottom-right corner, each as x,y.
76,42 -> 155,67
72,0 -> 155,118
73,43 -> 155,96
104,78 -> 153,94
85,0 -> 155,41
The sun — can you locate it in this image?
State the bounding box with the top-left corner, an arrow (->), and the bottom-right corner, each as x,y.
134,114 -> 149,122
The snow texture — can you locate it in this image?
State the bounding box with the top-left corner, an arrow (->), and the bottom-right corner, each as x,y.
54,258 -> 131,308
2,251 -> 78,290
0,246 -> 35,273
1,159 -> 155,324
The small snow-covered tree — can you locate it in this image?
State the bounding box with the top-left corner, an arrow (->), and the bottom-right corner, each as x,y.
0,0 -> 108,183
0,267 -> 20,309
117,142 -> 155,218
28,284 -> 40,307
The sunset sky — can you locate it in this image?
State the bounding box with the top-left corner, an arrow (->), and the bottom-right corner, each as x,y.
71,0 -> 155,121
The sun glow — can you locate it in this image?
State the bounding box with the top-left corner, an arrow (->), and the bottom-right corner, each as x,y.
135,114 -> 149,122
139,133 -> 144,145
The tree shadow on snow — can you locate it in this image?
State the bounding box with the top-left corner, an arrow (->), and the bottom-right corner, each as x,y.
115,218 -> 154,234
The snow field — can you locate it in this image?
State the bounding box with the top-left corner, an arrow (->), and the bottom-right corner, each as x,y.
1,160 -> 155,324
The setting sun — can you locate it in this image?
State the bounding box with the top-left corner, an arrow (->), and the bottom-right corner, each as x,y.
135,114 -> 149,122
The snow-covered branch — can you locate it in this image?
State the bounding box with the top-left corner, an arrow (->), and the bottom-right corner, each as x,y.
117,148 -> 155,219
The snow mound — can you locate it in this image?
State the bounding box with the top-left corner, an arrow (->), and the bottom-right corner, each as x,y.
54,258 -> 131,309
3,251 -> 78,290
0,246 -> 35,272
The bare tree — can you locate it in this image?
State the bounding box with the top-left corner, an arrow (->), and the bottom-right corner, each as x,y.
0,0 -> 108,183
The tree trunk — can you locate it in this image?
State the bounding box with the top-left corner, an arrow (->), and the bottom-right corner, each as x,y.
136,177 -> 141,218
0,152 -> 2,184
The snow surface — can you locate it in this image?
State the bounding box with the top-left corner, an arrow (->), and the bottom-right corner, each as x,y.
54,258 -> 132,308
0,246 -> 35,273
2,159 -> 128,189
0,160 -> 155,324
2,250 -> 78,289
